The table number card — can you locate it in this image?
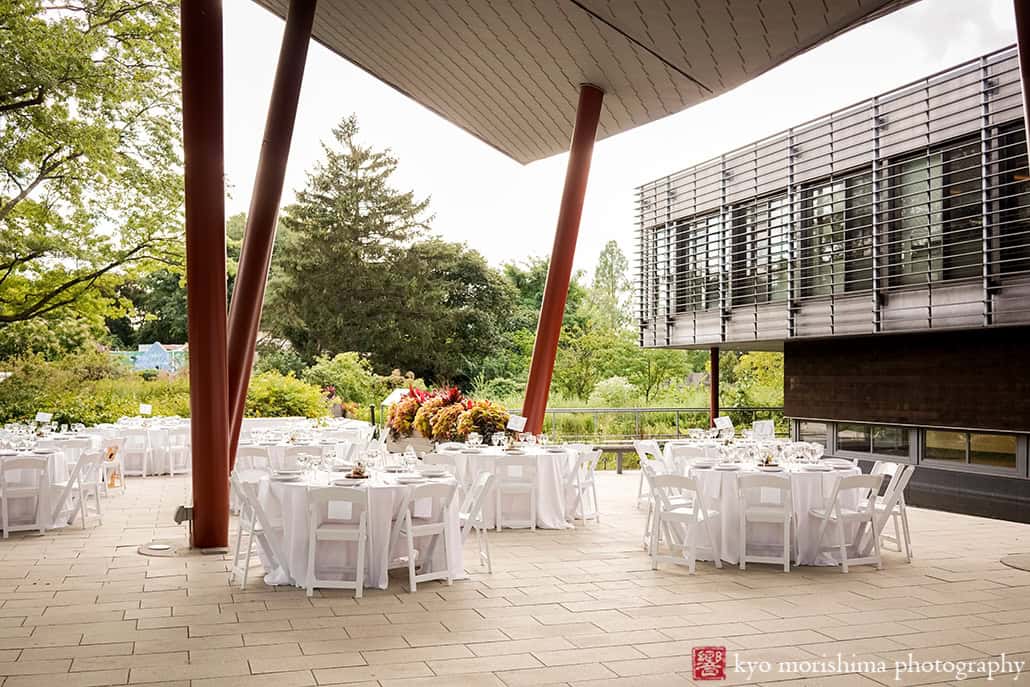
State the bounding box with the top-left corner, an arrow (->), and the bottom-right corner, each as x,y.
35,411 -> 53,423
139,403 -> 153,416
752,419 -> 775,439
714,415 -> 733,430
506,415 -> 527,432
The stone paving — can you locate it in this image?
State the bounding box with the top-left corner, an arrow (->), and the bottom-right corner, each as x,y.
1,471 -> 1029,687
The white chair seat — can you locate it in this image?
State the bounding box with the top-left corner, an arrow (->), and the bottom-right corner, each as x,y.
810,507 -> 868,521
314,522 -> 361,538
744,506 -> 791,523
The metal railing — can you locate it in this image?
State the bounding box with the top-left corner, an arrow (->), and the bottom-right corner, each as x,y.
540,405 -> 785,442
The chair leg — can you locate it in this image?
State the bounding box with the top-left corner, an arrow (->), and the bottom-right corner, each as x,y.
241,516 -> 255,590
230,513 -> 244,584
406,517 -> 416,593
642,501 -> 653,551
443,526 -> 453,587
530,488 -> 536,532
837,519 -> 848,573
900,505 -> 913,562
636,471 -> 645,509
872,518 -> 883,570
306,533 -> 316,598
686,520 -> 696,575
482,527 -> 492,574
78,485 -> 87,530
782,518 -> 790,573
495,488 -> 502,533
738,515 -> 746,571
356,528 -> 366,599
649,514 -> 660,570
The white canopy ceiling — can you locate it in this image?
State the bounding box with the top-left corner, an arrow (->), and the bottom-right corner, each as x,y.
252,0 -> 915,163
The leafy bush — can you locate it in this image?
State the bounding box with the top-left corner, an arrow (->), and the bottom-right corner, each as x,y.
255,342 -> 308,377
473,377 -> 522,402
430,403 -> 465,441
588,376 -> 639,408
302,352 -> 376,405
245,371 -> 327,418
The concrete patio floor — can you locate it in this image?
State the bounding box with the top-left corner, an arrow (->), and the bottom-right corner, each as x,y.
1,471 -> 1030,687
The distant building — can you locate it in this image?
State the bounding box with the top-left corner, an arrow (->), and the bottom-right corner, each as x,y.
111,342 -> 188,373
636,46 -> 1030,522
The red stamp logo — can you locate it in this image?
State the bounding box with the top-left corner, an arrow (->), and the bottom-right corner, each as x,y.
692,646 -> 727,680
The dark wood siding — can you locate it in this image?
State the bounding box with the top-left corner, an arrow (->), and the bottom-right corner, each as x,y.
784,327 -> 1030,431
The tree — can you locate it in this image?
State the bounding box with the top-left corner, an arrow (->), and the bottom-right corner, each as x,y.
0,1 -> 183,325
585,240 -> 632,330
626,348 -> 691,403
263,116 -> 431,357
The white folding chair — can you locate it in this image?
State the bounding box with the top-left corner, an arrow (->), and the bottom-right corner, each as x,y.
1,456 -> 49,538
306,486 -> 369,598
737,473 -> 795,572
423,453 -> 464,492
100,437 -> 126,496
634,439 -> 664,508
811,474 -> 884,573
232,477 -> 286,589
283,445 -> 322,470
666,444 -> 708,474
235,446 -> 273,473
460,472 -> 495,573
165,427 -> 191,475
649,474 -> 722,574
495,455 -> 537,531
120,428 -> 151,477
565,449 -> 601,524
397,481 -> 458,592
871,463 -> 915,562
53,451 -> 103,529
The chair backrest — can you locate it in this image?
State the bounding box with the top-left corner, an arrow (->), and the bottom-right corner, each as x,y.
460,472 -> 495,537
423,453 -> 458,471
496,455 -> 537,484
167,427 -> 189,447
122,429 -> 149,450
573,450 -> 602,480
409,481 -> 458,522
307,486 -> 368,526
633,439 -> 663,466
235,446 -> 272,472
650,474 -> 707,517
826,474 -> 883,516
880,464 -> 915,511
1,456 -> 48,488
334,440 -> 355,464
77,450 -> 105,484
738,472 -> 792,511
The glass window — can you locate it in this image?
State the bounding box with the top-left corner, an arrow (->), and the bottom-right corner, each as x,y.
674,214 -> 721,313
889,139 -> 982,286
798,421 -> 828,447
997,124 -> 1030,277
925,430 -> 966,462
837,424 -> 871,452
872,426 -> 910,457
799,170 -> 873,297
970,433 -> 1017,469
730,195 -> 789,306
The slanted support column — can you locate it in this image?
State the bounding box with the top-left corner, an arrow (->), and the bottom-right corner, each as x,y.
226,0 -> 317,469
709,347 -> 720,427
181,0 -> 229,549
1016,0 -> 1030,143
522,84 -> 604,434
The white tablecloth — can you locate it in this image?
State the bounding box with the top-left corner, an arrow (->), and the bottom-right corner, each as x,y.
445,447 -> 577,529
255,472 -> 464,589
689,464 -> 862,565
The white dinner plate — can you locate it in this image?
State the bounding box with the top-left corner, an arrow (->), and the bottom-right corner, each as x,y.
757,465 -> 784,472
32,448 -> 52,454
396,476 -> 425,484
832,464 -> 853,470
271,475 -> 301,482
546,448 -> 566,453
714,464 -> 740,471
802,464 -> 832,472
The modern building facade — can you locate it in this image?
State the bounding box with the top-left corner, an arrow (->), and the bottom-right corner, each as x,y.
636,45 -> 1030,521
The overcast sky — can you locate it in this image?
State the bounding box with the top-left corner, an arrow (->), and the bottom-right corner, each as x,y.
222,0 -> 1018,278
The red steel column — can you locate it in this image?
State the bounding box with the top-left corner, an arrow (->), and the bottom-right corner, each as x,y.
1016,0 -> 1030,143
709,347 -> 720,427
522,84 -> 604,434
226,0 -> 317,469
181,0 -> 229,549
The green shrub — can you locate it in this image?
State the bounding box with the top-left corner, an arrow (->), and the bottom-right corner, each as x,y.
588,376 -> 639,408
473,377 -> 522,402
255,342 -> 308,377
245,371 -> 327,418
302,352 -> 376,405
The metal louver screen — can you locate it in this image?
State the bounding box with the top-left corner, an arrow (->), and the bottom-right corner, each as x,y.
637,46 -> 1030,348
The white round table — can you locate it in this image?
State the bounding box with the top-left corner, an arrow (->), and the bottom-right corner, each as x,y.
255,471 -> 464,589
688,463 -> 862,565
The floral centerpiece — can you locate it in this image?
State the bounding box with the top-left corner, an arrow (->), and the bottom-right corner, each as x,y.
456,400 -> 509,440
386,385 -> 509,443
